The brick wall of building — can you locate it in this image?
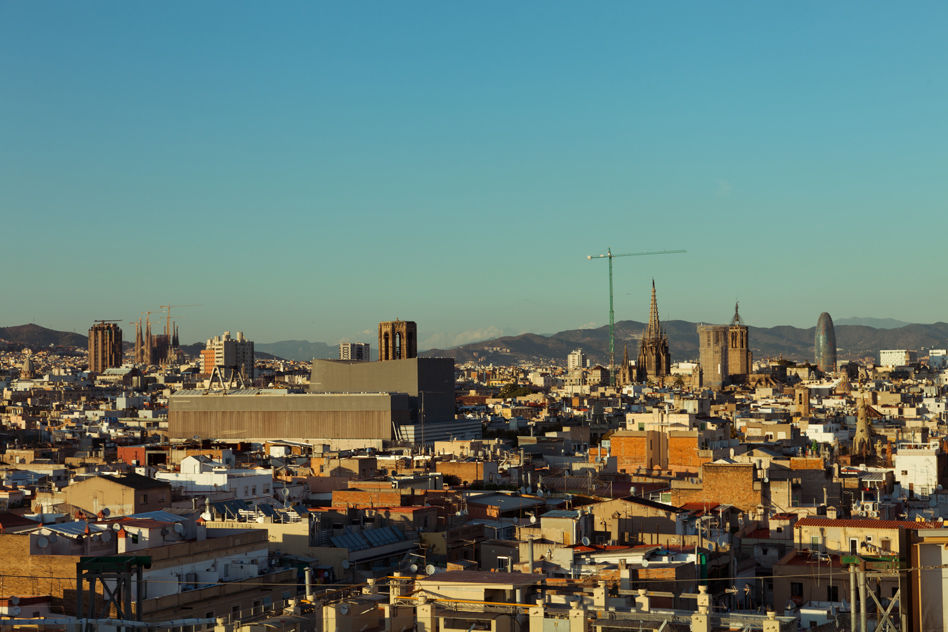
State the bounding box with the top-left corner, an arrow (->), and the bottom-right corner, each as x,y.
672,463 -> 760,512
667,433 -> 711,473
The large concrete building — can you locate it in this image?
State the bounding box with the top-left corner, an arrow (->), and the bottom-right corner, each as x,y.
88,321 -> 123,373
169,321 -> 479,447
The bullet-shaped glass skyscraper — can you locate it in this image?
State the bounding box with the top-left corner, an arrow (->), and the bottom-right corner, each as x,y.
815,312 -> 837,372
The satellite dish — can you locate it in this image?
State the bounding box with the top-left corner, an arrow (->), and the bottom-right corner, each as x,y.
112,523 -> 122,531
174,523 -> 185,535
101,531 -> 112,543
101,508 -> 110,518
9,597 -> 18,606
529,515 -> 537,524
8,606 -> 19,616
425,564 -> 436,575
47,533 -> 58,543
581,536 -> 591,547
282,487 -> 290,497
37,536 -> 49,549
339,604 -> 350,615
409,563 -> 419,573
341,560 -> 351,569
640,559 -> 649,568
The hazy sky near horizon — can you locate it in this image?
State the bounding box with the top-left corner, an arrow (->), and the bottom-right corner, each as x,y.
3,2 -> 947,348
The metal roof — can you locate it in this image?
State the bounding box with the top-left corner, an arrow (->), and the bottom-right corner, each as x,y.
128,510 -> 187,523
46,520 -> 108,538
542,509 -> 580,519
330,526 -> 405,552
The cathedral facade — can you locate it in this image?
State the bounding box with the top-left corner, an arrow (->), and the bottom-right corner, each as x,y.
635,281 -> 670,383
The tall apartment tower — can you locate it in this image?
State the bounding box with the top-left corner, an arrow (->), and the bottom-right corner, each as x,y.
727,303 -> 751,382
201,331 -> 254,380
88,322 -> 123,373
697,324 -> 729,389
339,342 -> 371,362
567,349 -> 586,371
378,320 -> 417,361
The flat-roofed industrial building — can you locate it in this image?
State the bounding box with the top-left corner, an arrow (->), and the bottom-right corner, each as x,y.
169,357 -> 480,447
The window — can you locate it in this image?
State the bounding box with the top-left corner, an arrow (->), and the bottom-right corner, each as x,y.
791,582 -> 803,598
143,494 -> 148,504
810,536 -> 820,550
881,538 -> 891,551
866,535 -> 873,544
827,586 -> 839,601
850,538 -> 858,554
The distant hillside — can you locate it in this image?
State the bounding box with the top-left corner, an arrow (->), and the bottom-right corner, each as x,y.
422,320 -> 948,365
255,340 -> 338,362
835,317 -> 910,329
5,320 -> 948,366
0,324 -> 86,349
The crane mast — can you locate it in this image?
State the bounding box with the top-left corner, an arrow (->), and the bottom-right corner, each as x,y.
586,248 -> 686,385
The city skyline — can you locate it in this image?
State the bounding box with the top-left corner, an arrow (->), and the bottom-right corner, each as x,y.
4,3 -> 948,344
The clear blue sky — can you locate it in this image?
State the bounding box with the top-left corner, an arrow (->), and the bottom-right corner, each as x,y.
3,2 -> 947,348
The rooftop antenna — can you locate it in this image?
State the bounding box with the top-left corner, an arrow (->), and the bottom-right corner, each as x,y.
586,248 -> 685,384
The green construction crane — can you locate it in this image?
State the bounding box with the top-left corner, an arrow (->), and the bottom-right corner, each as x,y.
586,248 -> 686,385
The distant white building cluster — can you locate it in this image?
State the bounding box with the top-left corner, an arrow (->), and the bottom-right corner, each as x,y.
879,349 -> 917,367
567,349 -> 587,371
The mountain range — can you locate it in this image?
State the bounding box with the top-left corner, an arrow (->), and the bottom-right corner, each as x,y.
3,320 -> 947,365
421,320 -> 948,365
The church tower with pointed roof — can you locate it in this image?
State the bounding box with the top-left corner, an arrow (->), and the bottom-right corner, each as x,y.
635,280 -> 670,383
727,302 -> 751,383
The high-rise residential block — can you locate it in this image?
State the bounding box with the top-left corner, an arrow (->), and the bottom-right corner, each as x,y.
567,349 -> 586,371
202,331 -> 254,380
88,322 -> 123,373
340,342 -> 371,361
